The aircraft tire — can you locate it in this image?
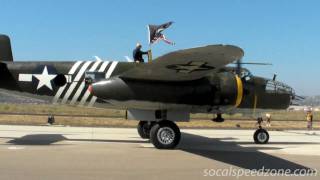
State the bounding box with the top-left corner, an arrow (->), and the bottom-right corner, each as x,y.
137,121 -> 154,139
253,128 -> 269,144
150,120 -> 181,149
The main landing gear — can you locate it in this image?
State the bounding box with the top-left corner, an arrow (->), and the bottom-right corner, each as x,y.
137,120 -> 181,149
137,119 -> 270,149
253,127 -> 269,144
137,121 -> 155,139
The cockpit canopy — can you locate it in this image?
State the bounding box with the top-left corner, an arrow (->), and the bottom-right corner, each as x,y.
265,80 -> 294,95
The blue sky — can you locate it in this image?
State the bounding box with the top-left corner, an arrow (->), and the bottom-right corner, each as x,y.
1,0 -> 319,96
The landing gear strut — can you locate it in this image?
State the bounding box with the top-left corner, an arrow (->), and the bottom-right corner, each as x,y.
212,113 -> 224,122
47,115 -> 55,125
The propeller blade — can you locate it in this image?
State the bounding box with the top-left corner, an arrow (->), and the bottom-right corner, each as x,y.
235,59 -> 242,75
232,62 -> 273,66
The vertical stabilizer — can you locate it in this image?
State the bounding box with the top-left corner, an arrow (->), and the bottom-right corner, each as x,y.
0,34 -> 13,61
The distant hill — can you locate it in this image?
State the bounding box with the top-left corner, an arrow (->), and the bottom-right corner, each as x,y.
300,95 -> 320,106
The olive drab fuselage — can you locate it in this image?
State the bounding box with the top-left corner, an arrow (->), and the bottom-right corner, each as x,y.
0,61 -> 293,113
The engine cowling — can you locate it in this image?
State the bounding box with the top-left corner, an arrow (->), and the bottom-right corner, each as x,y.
210,72 -> 243,107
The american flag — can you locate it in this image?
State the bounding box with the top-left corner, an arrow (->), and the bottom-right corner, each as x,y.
148,21 -> 175,45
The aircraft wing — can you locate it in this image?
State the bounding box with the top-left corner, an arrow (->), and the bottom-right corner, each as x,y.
119,44 -> 244,81
0,88 -> 49,104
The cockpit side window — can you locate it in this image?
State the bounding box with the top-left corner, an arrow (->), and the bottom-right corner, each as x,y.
265,80 -> 293,94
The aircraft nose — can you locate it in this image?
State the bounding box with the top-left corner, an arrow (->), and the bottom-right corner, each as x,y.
263,79 -> 295,108
280,81 -> 295,98
280,81 -> 293,93
274,80 -> 296,103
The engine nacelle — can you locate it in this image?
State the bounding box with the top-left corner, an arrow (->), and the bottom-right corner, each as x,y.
211,72 -> 243,107
89,72 -> 244,110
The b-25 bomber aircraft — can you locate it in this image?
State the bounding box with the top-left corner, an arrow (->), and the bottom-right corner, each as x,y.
0,34 -> 295,149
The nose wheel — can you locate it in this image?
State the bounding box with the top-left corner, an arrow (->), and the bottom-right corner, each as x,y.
253,128 -> 269,144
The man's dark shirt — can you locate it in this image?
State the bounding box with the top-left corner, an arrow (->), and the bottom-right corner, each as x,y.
133,47 -> 148,62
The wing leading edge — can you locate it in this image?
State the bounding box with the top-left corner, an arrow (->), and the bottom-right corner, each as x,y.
120,44 -> 244,81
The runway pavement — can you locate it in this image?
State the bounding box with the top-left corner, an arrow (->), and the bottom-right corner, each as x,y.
0,125 -> 319,180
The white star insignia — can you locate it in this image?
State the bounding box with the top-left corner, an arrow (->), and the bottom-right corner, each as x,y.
33,66 -> 57,90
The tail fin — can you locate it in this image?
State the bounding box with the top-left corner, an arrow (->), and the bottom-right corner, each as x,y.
0,34 -> 13,61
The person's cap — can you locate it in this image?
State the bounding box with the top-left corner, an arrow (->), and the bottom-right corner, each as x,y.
136,43 -> 142,47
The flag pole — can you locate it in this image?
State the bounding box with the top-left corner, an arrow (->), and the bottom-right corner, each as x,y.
148,44 -> 152,63
147,25 -> 152,63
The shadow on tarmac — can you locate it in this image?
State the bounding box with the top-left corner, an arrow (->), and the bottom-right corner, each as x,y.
179,132 -> 316,174
2,132 -> 317,174
7,134 -> 67,145
4,134 -> 147,145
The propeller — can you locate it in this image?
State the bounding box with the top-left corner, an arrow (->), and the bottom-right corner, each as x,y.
235,59 -> 242,76
233,59 -> 272,118
233,62 -> 273,65
234,59 -> 272,76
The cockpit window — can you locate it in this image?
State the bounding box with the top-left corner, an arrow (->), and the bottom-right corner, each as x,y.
265,80 -> 293,94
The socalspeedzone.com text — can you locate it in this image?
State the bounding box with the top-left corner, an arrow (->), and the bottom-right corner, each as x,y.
203,166 -> 317,178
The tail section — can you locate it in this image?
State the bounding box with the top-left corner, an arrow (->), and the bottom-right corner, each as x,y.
0,34 -> 13,61
0,34 -> 19,90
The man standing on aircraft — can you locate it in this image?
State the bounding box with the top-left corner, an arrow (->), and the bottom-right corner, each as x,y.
133,43 -> 148,63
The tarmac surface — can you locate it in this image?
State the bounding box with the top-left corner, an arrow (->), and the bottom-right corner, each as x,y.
0,125 -> 319,180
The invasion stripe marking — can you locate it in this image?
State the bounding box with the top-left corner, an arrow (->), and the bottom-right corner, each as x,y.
76,61 -> 106,104
98,60 -> 110,72
79,61 -> 110,106
61,61 -> 93,104
53,61 -> 83,103
70,60 -> 103,105
105,61 -> 118,79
